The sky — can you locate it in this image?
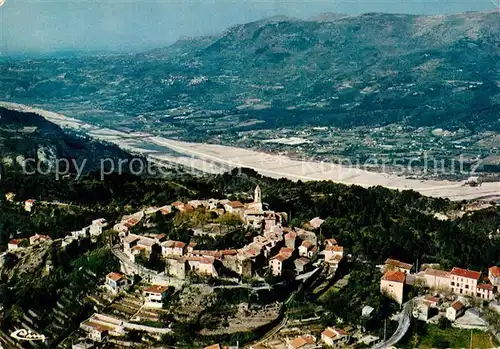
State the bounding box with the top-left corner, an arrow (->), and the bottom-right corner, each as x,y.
0,0 -> 498,54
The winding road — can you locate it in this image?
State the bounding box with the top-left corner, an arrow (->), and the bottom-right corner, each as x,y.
371,301 -> 413,349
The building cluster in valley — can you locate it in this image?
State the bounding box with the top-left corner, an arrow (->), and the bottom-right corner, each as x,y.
380,258 -> 500,322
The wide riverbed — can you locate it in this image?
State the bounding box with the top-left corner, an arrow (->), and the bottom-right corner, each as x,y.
2,101 -> 498,201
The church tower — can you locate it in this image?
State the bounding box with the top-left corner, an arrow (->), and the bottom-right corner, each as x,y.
254,185 -> 261,203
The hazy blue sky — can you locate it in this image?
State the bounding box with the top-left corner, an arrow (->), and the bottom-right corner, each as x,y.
0,0 -> 497,54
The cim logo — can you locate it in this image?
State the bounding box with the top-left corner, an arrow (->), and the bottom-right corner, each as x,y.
11,329 -> 46,342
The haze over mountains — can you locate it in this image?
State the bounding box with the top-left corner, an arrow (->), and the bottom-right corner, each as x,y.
1,11 -> 499,136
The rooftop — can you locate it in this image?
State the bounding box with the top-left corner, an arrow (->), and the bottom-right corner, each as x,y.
385,258 -> 413,270
106,272 -> 126,282
420,268 -> 450,278
451,300 -> 465,311
144,285 -> 169,294
288,335 -> 316,349
450,267 -> 481,280
382,270 -> 406,283
490,266 -> 500,278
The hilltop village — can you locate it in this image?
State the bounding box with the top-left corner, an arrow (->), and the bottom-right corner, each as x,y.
113,186 -> 343,285
3,184 -> 500,349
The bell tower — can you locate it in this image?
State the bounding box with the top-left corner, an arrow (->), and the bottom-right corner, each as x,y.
254,185 -> 261,203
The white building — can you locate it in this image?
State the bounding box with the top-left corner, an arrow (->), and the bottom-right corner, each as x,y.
105,272 -> 130,295
321,327 -> 350,348
450,267 -> 481,297
24,199 -> 36,212
446,300 -> 465,321
143,285 -> 169,308
89,218 -> 107,237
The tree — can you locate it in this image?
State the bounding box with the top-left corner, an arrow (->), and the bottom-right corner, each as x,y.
437,316 -> 451,330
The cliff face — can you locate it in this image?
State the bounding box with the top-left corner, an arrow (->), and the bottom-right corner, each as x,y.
0,107 -> 134,173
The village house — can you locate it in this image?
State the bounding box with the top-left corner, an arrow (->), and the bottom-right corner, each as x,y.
269,248 -> 294,276
446,300 -> 465,321
284,232 -> 297,249
424,295 -> 440,308
89,218 -> 107,238
5,192 -> 15,202
71,228 -> 88,239
143,285 -> 169,308
324,245 -> 344,265
450,267 -> 481,297
286,334 -> 316,349
105,272 -> 130,295
385,258 -> 413,274
24,199 -> 36,212
80,314 -> 125,340
295,228 -> 317,246
221,254 -> 253,278
298,241 -> 317,259
29,234 -> 52,245
321,327 -> 350,348
123,235 -> 141,259
165,257 -> 187,279
269,254 -> 289,276
309,216 -> 325,229
294,257 -> 311,275
224,201 -> 245,214
489,266 -> 500,287
380,270 -> 406,304
161,240 -> 186,257
88,325 -> 109,342
186,256 -> 218,278
263,211 -> 283,231
8,239 -> 26,251
417,268 -> 451,291
477,283 -> 495,300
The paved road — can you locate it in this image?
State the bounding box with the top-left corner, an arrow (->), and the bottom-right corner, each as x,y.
371,301 -> 412,349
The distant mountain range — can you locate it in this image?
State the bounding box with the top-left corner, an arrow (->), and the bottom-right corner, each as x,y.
1,11 -> 499,133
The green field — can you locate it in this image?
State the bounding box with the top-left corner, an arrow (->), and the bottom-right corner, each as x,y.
411,325 -> 495,349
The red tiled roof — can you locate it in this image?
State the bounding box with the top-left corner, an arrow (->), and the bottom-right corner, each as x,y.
424,295 -> 440,303
144,285 -> 169,294
478,283 -> 493,291
326,245 -> 344,252
322,328 -> 336,339
325,238 -> 338,246
422,268 -> 450,278
25,199 -> 36,204
301,241 -> 313,248
382,270 -> 406,283
226,201 -> 244,208
489,266 -> 500,278
385,258 -> 413,270
273,254 -> 289,262
451,300 -> 464,311
9,239 -> 22,245
174,241 -> 186,248
106,272 -> 126,282
450,267 -> 481,280
280,247 -> 294,255
288,335 -> 315,349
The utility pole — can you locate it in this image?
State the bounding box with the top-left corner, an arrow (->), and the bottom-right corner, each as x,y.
384,319 -> 387,341
470,329 -> 473,349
